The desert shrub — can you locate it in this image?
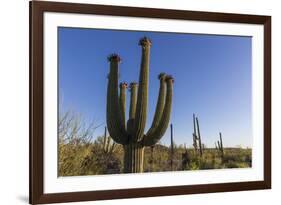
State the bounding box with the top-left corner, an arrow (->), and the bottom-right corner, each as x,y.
224,160 -> 240,168
79,143 -> 122,175
58,111 -> 252,175
58,110 -> 123,176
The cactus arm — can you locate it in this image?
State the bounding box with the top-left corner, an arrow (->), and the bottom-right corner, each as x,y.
219,132 -> 224,157
133,37 -> 152,142
127,82 -> 138,136
129,82 -> 138,119
143,76 -> 174,146
219,132 -> 223,150
193,113 -> 197,137
196,117 -> 203,157
145,73 -> 166,137
119,82 -> 128,131
106,54 -> 128,144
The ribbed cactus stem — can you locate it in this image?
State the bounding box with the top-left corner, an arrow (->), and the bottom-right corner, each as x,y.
143,76 -> 174,146
146,73 -> 166,137
106,54 -> 128,144
119,82 -> 128,131
127,82 -> 138,136
123,143 -> 144,173
134,37 -> 152,142
129,82 -> 138,119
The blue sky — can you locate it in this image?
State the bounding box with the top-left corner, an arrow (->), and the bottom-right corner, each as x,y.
58,27 -> 252,148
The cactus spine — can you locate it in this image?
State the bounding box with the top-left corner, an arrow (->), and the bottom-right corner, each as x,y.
106,37 -> 174,173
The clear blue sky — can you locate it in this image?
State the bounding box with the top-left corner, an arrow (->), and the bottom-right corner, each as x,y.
58,27 -> 252,148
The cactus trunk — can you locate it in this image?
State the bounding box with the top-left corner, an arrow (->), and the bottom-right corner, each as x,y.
217,132 -> 224,158
123,144 -> 144,173
192,114 -> 198,154
170,123 -> 174,171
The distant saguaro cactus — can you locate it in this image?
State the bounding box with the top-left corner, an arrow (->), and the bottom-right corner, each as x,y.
102,126 -> 116,154
216,132 -> 224,158
106,37 -> 174,173
192,114 -> 203,157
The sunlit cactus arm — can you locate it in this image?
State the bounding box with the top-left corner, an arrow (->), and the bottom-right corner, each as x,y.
145,73 -> 167,137
143,75 -> 174,146
133,37 -> 152,142
127,82 -> 138,136
106,54 -> 128,144
119,82 -> 128,131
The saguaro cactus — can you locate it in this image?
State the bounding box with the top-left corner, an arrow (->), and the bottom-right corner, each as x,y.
192,114 -> 203,157
216,132 -> 224,158
192,114 -> 198,152
106,37 -> 174,173
102,126 -> 116,154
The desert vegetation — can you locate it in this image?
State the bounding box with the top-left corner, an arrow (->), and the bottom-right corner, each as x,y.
58,111 -> 251,176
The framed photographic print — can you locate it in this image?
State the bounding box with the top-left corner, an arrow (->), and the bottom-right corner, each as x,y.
29,1 -> 271,204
